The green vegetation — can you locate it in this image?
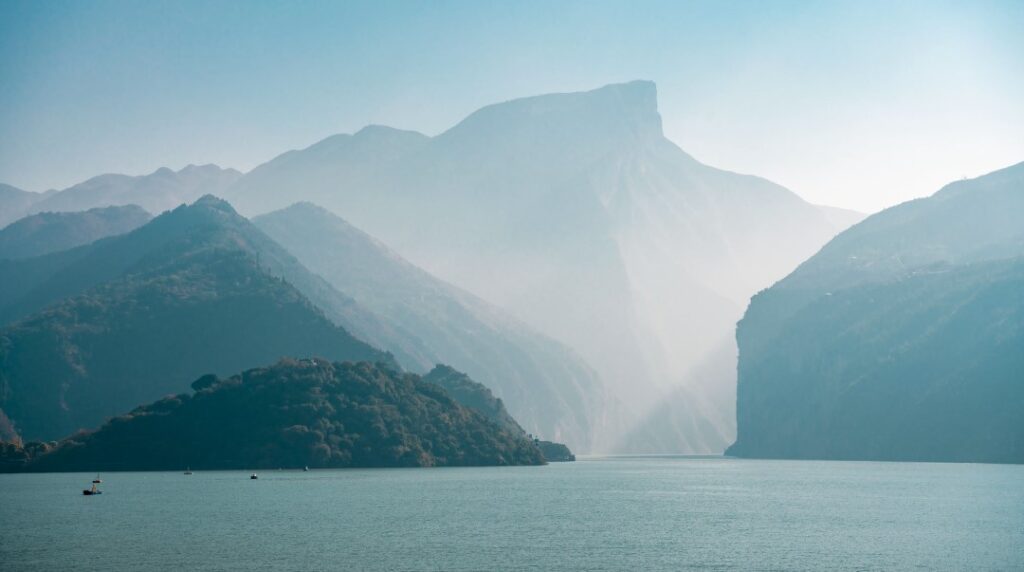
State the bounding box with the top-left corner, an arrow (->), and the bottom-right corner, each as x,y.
3,359 -> 545,471
422,364 -> 576,462
422,364 -> 525,435
0,204 -> 150,260
535,441 -> 575,462
255,202 -> 603,451
0,197 -> 388,441
729,162 -> 1024,463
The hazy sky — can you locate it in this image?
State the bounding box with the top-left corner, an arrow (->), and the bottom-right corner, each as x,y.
1,0 -> 1021,212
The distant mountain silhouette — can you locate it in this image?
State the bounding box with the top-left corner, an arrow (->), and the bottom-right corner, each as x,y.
27,164 -> 241,216
728,162 -> 1024,463
0,196 -> 388,441
226,81 -> 857,453
4,359 -> 544,471
255,203 -> 607,451
0,184 -> 51,229
0,205 -> 150,260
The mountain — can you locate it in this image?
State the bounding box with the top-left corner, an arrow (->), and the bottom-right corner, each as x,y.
0,196 -> 389,442
226,81 -> 855,452
816,204 -> 867,230
0,184 -> 50,229
254,203 -> 606,451
728,162 -> 1024,463
2,359 -> 544,472
27,164 -> 241,216
0,205 -> 151,260
422,364 -> 527,435
421,364 -> 575,461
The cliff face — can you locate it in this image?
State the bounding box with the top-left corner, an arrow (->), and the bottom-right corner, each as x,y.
728,162 -> 1024,463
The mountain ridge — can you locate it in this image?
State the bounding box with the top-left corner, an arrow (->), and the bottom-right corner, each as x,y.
254,202 -> 608,451
0,204 -> 151,260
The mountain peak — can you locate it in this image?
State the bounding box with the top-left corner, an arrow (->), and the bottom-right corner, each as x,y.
354,124 -> 428,140
438,80 -> 663,146
191,194 -> 237,213
179,163 -> 238,176
591,79 -> 658,108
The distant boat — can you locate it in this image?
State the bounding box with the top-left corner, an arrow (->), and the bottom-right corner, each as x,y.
250,473 -> 258,480
303,466 -> 309,472
83,481 -> 102,496
92,474 -> 102,484
184,467 -> 193,475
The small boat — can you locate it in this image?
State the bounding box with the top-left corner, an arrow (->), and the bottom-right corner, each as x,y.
250,473 -> 258,480
184,467 -> 193,475
92,474 -> 102,484
303,466 -> 309,472
83,481 -> 102,496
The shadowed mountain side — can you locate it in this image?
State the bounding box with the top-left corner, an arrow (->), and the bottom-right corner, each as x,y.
420,364 -> 575,461
227,81 -> 854,453
0,196 -> 428,371
422,364 -> 526,435
255,203 -> 607,451
0,197 -> 392,441
0,205 -> 151,260
4,359 -> 544,472
729,162 -> 1024,463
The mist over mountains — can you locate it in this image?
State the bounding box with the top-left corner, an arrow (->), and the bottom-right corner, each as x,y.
8,79 -> 962,456
15,80 -> 1017,463
254,203 -> 607,450
0,80 -> 866,454
225,81 -> 860,452
0,164 -> 240,228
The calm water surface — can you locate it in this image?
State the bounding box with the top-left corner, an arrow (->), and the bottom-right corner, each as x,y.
1,457 -> 1021,571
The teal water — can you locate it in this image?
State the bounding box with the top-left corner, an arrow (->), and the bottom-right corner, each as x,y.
1,457 -> 1021,571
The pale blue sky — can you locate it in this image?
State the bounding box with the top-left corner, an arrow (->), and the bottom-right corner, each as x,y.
1,0 -> 1021,212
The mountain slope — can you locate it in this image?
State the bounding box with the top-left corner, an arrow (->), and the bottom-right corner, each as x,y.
0,196 -> 389,441
227,81 -> 852,453
0,196 -> 426,371
728,162 -> 1024,463
254,203 -> 606,450
8,359 -> 543,471
28,164 -> 241,216
0,205 -> 151,260
421,364 -> 527,436
0,184 -> 49,229
816,204 -> 867,231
